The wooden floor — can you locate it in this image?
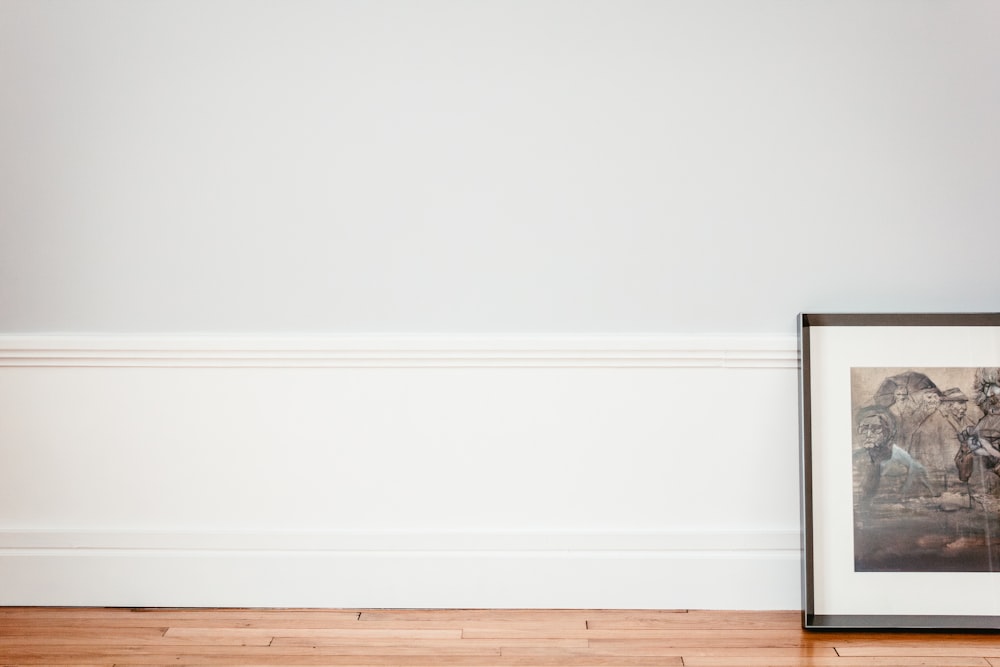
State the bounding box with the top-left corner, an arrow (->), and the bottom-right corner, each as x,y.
2,607 -> 1000,666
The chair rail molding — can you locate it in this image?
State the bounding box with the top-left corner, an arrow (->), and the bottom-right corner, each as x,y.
0,334 -> 799,368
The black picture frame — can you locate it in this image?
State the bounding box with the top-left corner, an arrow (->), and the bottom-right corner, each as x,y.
799,313 -> 1000,631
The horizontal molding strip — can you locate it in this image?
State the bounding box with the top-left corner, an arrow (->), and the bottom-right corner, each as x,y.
0,335 -> 799,369
0,531 -> 803,608
0,529 -> 801,555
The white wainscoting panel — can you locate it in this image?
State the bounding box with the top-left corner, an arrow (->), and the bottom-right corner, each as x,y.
0,335 -> 802,609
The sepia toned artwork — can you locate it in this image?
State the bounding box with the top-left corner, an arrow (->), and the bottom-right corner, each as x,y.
852,367 -> 1000,572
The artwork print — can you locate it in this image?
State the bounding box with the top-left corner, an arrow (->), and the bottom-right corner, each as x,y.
852,367 -> 1000,572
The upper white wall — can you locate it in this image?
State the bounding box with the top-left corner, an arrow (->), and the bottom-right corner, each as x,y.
1,0 -> 998,335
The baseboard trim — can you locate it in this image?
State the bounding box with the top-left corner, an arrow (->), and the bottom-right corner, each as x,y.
0,530 -> 802,609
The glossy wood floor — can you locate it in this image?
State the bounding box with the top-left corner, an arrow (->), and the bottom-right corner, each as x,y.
2,607 -> 1000,666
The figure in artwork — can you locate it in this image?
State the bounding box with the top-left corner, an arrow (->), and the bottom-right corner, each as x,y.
852,367 -> 1000,572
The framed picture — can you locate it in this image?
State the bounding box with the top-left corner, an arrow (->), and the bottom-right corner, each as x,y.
799,313 -> 1000,630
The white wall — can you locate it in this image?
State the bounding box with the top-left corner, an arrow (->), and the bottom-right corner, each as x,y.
0,1 -> 998,608
2,0 -> 998,334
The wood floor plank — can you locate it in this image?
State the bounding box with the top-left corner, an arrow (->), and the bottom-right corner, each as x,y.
3,607 -> 1000,666
0,616 -> 364,630
584,642 -> 840,658
587,610 -> 801,630
462,626 -> 817,642
498,656 -> 683,666
0,607 -> 363,638
682,658 -> 991,667
812,634 -> 1000,648
501,645 -> 685,659
837,646 -> 1000,657
300,618 -> 589,631
357,609 -> 686,622
270,636 -> 590,649
118,655 -> 505,666
3,655 -> 509,666
0,644 -> 499,660
162,626 -> 464,643
0,625 -> 167,641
